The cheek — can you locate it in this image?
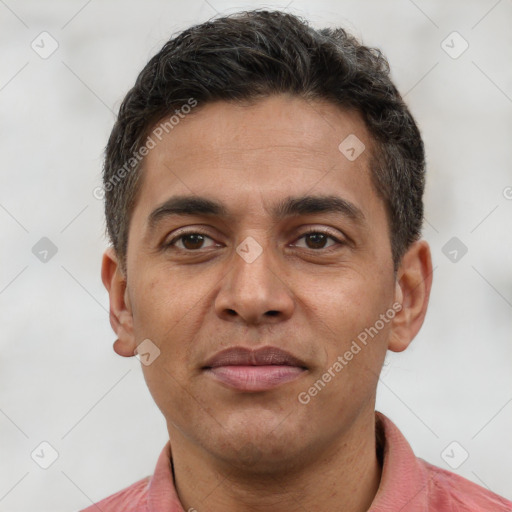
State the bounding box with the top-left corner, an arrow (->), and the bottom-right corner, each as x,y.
130,269 -> 189,338
140,363 -> 198,431
305,267 -> 394,339
130,268 -> 208,377
299,266 -> 394,401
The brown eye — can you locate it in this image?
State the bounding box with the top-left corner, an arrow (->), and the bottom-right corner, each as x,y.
166,232 -> 217,250
180,234 -> 206,250
304,233 -> 330,249
293,230 -> 342,250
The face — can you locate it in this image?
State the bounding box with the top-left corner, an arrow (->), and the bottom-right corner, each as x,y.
103,94 -> 431,472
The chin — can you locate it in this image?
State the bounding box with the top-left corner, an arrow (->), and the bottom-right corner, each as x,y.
203,422 -> 308,475
215,440 -> 304,475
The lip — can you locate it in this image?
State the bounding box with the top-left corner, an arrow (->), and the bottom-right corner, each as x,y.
202,346 -> 307,392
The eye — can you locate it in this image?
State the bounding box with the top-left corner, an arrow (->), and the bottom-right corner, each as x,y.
165,232 -> 218,251
292,229 -> 344,250
164,228 -> 345,252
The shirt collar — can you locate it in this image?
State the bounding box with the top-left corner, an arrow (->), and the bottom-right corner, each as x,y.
370,411 -> 430,511
147,440 -> 182,511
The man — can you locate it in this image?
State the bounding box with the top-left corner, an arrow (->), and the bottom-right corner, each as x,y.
84,9 -> 512,511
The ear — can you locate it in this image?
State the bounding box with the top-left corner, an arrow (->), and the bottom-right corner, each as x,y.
101,247 -> 136,357
388,240 -> 433,352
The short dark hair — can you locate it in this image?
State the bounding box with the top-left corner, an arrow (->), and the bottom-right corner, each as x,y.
103,9 -> 425,272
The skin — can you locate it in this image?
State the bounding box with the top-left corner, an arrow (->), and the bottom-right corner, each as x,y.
102,94 -> 433,512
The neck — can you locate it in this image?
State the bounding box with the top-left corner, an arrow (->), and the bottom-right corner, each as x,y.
168,409 -> 382,512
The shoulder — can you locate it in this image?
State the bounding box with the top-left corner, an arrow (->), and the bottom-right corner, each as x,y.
79,475 -> 151,512
421,459 -> 512,511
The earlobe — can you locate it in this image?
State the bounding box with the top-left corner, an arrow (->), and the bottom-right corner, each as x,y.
101,247 -> 137,357
388,240 -> 433,353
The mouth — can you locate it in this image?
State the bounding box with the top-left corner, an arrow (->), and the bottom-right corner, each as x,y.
202,346 -> 308,392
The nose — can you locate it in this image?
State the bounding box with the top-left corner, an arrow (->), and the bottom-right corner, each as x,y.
214,237 -> 295,326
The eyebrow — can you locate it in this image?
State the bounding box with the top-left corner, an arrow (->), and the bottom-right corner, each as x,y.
146,194 -> 365,235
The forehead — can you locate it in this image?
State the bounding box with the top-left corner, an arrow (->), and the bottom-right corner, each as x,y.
131,95 -> 382,230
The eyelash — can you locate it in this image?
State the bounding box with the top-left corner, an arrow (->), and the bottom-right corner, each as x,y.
164,228 -> 345,252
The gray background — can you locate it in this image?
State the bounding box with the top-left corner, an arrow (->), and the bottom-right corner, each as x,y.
1,0 -> 511,510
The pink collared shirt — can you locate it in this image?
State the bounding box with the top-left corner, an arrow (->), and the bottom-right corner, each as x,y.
81,412 -> 512,511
